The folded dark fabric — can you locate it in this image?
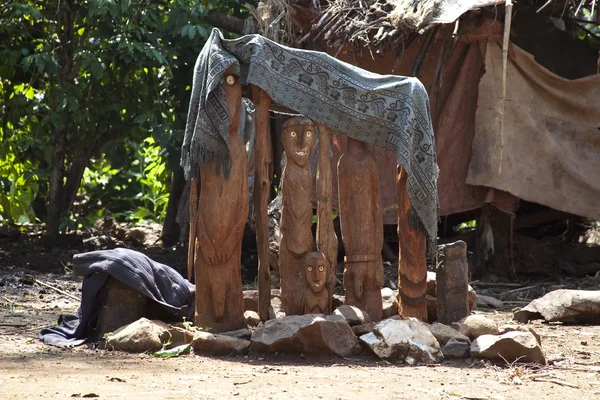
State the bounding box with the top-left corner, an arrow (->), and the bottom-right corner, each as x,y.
38,248 -> 195,347
181,28 -> 439,247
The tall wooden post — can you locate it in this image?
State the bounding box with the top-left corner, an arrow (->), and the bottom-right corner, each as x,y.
315,122 -> 338,314
397,166 -> 428,321
251,85 -> 272,322
187,177 -> 199,282
338,138 -> 384,321
193,71 -> 247,332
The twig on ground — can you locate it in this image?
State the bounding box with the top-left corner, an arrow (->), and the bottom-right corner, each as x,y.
501,284 -> 541,297
532,377 -> 579,388
471,281 -> 527,288
34,279 -> 80,302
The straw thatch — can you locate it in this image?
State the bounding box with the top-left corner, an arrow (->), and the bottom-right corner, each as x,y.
306,0 -> 443,50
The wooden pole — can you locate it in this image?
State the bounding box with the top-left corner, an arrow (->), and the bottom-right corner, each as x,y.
315,122 -> 338,314
397,166 -> 428,321
187,177 -> 199,282
251,85 -> 272,322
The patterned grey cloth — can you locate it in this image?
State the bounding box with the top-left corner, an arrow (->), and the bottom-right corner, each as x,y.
182,28 -> 439,243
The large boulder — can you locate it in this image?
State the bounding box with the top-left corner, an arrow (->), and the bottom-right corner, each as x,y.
334,305 -> 372,326
193,331 -> 250,355
459,314 -> 499,339
427,322 -> 470,346
513,289 -> 600,324
359,318 -> 443,364
105,318 -> 170,352
250,314 -> 361,357
471,331 -> 546,364
499,324 -> 541,345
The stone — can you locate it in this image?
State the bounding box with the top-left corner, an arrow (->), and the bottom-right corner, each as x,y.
427,322 -> 470,346
221,328 -> 252,340
332,294 -> 345,310
192,331 -> 250,355
243,290 -> 259,312
267,304 -> 286,320
352,322 -> 376,336
94,277 -> 147,340
334,305 -> 372,326
436,241 -> 469,325
499,324 -> 541,345
359,318 -> 443,364
442,338 -> 470,358
105,318 -> 170,353
244,310 -> 261,327
381,288 -> 399,319
459,314 -> 499,339
426,271 -> 437,296
471,331 -> 546,364
250,314 -> 360,357
468,286 -> 477,312
513,289 -> 600,324
166,325 -> 195,347
476,295 -> 503,309
451,322 -> 470,337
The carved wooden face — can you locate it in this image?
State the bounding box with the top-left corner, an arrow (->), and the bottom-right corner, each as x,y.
305,251 -> 328,293
281,117 -> 315,167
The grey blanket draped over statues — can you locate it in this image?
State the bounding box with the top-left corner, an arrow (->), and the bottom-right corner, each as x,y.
181,28 -> 439,245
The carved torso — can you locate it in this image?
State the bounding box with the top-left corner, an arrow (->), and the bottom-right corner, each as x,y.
280,163 -> 313,255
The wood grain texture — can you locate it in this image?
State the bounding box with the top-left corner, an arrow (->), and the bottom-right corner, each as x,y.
338,138 -> 384,321
315,122 -> 338,314
279,117 -> 315,315
397,166 -> 427,321
304,251 -> 329,314
194,71 -> 247,332
251,86 -> 273,322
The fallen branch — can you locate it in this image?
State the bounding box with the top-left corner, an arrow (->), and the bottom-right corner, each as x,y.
532,377 -> 579,388
501,284 -> 541,296
471,281 -> 527,288
34,279 -> 81,302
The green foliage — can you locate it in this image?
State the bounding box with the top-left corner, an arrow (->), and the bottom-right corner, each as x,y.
573,6 -> 600,48
0,0 -> 239,229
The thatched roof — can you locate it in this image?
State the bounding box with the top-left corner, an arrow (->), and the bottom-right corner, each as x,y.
306,0 -> 505,50
247,1 -> 599,54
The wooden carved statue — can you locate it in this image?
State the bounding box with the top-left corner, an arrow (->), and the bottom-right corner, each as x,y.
279,117 -> 315,315
304,251 -> 329,314
338,137 -> 384,321
194,71 -> 248,332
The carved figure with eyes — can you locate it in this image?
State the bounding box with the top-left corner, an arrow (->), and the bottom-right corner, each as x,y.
304,251 -> 329,314
192,72 -> 248,332
279,116 -> 316,315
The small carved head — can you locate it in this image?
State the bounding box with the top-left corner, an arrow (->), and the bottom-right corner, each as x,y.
281,117 -> 315,167
305,251 -> 328,293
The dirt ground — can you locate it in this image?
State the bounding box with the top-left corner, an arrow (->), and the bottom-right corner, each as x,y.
2,228 -> 600,399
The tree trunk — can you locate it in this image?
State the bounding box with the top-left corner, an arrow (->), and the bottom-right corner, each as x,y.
45,131 -> 67,238
161,166 -> 186,247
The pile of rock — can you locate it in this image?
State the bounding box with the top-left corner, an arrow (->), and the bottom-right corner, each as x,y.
102,287 -> 544,366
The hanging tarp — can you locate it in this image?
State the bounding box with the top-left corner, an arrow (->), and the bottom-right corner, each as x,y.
468,42 -> 600,220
